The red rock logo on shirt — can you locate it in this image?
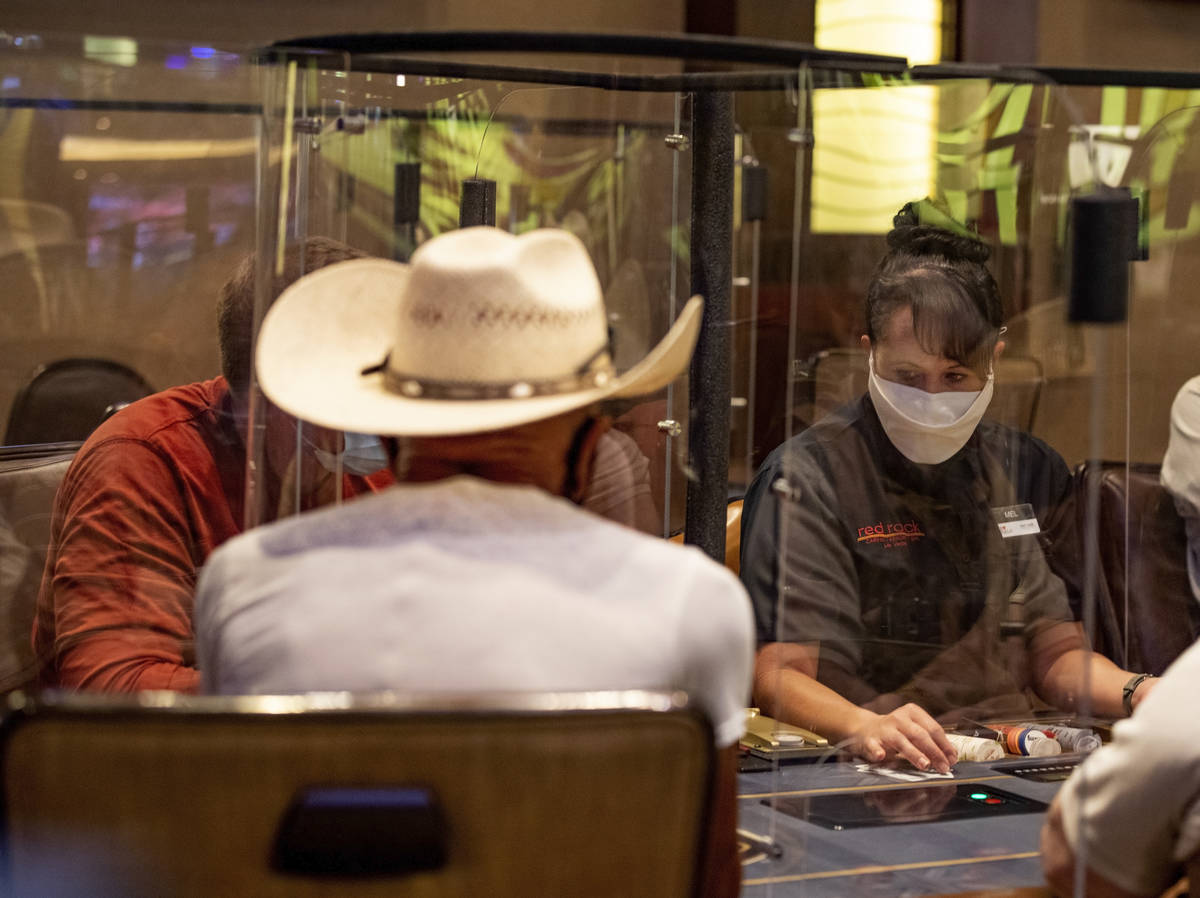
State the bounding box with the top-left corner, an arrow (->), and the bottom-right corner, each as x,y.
855,520 -> 924,549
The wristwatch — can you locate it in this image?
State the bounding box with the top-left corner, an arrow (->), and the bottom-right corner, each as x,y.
1121,672 -> 1154,716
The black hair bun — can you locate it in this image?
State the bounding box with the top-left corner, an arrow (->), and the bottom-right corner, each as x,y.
886,202 -> 991,265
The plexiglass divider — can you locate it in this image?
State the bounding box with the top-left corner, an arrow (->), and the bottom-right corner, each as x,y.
0,33 -> 261,444
1102,83 -> 1200,898
246,46 -> 362,529
250,38 -> 905,548
470,80 -> 697,537
744,67 -> 1123,893
0,33 -> 264,697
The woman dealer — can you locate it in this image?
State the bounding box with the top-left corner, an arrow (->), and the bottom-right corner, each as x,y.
740,202 -> 1157,773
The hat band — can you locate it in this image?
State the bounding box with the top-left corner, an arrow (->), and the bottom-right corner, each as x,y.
363,346 -> 616,401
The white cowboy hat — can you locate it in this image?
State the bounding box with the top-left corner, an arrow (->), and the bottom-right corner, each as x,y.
255,226 -> 703,436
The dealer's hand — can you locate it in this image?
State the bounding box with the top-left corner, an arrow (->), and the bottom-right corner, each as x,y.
850,703 -> 958,773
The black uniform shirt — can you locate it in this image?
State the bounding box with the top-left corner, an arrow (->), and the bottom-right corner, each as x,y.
740,395 -> 1080,716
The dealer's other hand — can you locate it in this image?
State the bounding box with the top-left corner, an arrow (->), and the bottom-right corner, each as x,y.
850,703 -> 958,773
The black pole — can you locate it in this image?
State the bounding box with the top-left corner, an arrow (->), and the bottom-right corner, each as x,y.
684,91 -> 734,564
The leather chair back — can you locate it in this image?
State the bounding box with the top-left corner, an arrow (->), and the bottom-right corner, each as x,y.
5,358 -> 153,446
0,446 -> 76,692
0,690 -> 713,898
724,499 -> 743,576
1073,461 -> 1200,674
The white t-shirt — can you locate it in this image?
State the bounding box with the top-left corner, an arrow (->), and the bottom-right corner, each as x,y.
1162,375 -> 1200,603
1057,638 -> 1200,896
194,476 -> 755,748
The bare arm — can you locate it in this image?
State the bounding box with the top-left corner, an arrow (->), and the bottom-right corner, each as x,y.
1041,793 -> 1144,898
755,642 -> 956,773
1032,621 -> 1157,717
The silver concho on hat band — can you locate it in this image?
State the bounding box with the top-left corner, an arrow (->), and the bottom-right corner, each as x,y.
362,343 -> 615,401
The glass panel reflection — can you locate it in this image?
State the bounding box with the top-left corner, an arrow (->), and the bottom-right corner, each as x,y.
2,36 -> 260,696
1047,84 -> 1200,898
9,30 -> 1200,897
737,71 -> 1176,894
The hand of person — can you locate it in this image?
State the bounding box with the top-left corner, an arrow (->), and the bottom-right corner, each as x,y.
849,703 -> 958,773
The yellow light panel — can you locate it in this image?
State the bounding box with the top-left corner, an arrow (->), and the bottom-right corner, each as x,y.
815,0 -> 942,64
60,136 -> 260,162
812,0 -> 943,233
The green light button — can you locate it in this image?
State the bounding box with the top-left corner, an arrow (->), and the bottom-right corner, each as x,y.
969,793 -> 989,800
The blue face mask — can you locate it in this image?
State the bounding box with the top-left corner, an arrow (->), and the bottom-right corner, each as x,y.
313,432 -> 389,476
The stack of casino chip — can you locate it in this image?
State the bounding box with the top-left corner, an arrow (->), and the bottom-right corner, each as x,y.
945,732 -> 1004,762
993,724 -> 1062,757
1040,724 -> 1102,754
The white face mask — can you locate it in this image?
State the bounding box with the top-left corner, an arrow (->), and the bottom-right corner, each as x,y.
313,432 -> 389,476
868,353 -> 993,464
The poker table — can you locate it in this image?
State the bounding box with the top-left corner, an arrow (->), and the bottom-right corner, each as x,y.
736,755 -> 1069,897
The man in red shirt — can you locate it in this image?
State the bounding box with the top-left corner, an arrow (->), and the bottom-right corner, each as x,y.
33,238 -> 391,692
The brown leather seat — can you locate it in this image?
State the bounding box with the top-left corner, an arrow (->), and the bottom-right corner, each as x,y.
0,446 -> 76,692
724,500 -> 743,576
5,357 -> 153,446
1072,461 -> 1200,675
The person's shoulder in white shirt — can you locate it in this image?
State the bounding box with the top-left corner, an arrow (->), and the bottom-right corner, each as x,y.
1042,638 -> 1200,896
1163,375 -> 1200,604
194,477 -> 755,749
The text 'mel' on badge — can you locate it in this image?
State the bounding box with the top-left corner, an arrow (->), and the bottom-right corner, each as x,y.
991,503 -> 1040,538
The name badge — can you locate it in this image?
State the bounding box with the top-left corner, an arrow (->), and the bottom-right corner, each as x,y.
991,503 -> 1041,538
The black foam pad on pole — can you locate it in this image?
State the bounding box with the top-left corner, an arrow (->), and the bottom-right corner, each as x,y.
459,178 -> 497,228
741,163 -> 767,223
393,162 -> 421,226
1069,190 -> 1138,324
685,92 -> 734,565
